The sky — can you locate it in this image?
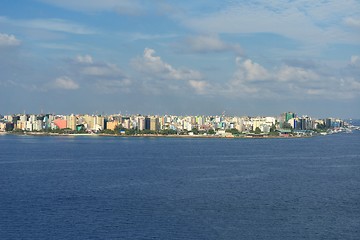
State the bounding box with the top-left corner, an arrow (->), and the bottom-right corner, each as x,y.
0,0 -> 359,118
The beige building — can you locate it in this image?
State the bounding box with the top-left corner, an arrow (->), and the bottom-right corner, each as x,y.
82,115 -> 95,130
66,114 -> 77,130
0,122 -> 6,131
106,121 -> 119,131
150,117 -> 159,131
95,116 -> 105,131
123,119 -> 131,129
16,121 -> 26,130
137,117 -> 145,131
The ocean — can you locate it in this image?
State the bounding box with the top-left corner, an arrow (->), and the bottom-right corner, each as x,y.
1,133 -> 359,239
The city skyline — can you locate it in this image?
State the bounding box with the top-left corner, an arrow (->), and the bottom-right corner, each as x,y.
0,110 -> 352,121
1,111 -> 347,135
1,1 -> 360,118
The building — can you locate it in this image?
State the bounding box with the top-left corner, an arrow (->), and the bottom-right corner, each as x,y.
95,116 -> 105,131
0,122 -> 6,131
150,117 -> 160,131
54,118 -> 67,129
66,114 -> 77,131
137,117 -> 145,131
106,121 -> 119,131
145,117 -> 151,130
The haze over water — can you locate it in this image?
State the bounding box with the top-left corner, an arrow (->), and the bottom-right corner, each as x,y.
1,133 -> 360,239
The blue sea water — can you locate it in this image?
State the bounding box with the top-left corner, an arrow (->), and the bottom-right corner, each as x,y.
0,133 -> 360,240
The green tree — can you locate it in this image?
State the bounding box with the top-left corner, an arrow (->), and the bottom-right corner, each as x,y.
269,130 -> 279,136
125,128 -> 136,135
159,129 -> 177,135
226,128 -> 240,135
207,129 -> 215,135
191,127 -> 199,135
270,124 -> 277,132
282,122 -> 292,129
254,127 -> 262,134
114,124 -> 125,134
101,129 -> 115,134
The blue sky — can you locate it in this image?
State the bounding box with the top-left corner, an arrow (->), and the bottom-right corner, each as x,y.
1,0 -> 359,118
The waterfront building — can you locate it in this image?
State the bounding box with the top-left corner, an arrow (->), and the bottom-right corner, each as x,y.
184,121 -> 192,131
29,115 -> 37,123
150,117 -> 160,131
123,118 -> 131,129
326,118 -> 333,128
251,117 -> 274,131
20,114 -> 27,122
0,122 -> 6,131
286,112 -> 296,122
279,112 -> 297,128
260,124 -> 270,133
4,115 -> 13,123
137,116 -> 145,131
145,117 -> 151,130
330,118 -> 343,128
288,118 -> 296,129
67,114 -> 77,131
106,121 -> 119,131
53,118 -> 67,129
252,117 -> 263,131
32,120 -> 43,131
16,121 -> 26,130
82,115 -> 95,130
235,118 -> 244,132
296,116 -> 312,130
45,115 -> 55,130
26,121 -> 33,131
196,116 -> 204,126
131,119 -> 138,130
95,116 -> 105,131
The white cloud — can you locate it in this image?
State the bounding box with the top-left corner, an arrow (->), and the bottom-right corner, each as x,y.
65,54 -> 131,92
76,55 -> 93,64
227,56 -> 360,99
131,48 -> 217,95
188,80 -> 210,94
132,48 -> 203,81
184,35 -> 243,55
53,76 -> 79,90
277,65 -> 319,82
0,33 -> 21,47
72,55 -> 126,78
233,57 -> 270,83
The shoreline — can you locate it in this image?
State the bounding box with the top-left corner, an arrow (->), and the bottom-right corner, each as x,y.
1,131 -> 315,139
